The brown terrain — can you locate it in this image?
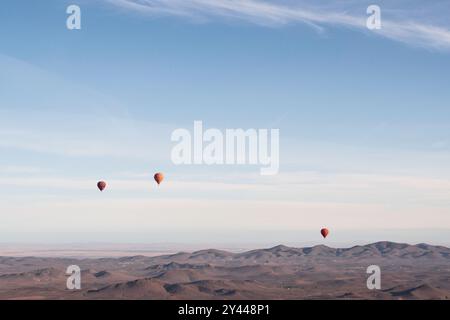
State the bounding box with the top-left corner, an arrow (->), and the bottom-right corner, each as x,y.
0,241 -> 448,300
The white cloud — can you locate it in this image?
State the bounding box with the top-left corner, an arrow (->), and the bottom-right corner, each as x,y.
0,110 -> 174,160
2,170 -> 450,236
0,165 -> 47,175
2,171 -> 450,206
106,0 -> 450,50
2,197 -> 449,232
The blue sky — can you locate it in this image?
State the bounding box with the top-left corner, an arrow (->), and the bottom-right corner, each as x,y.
1,0 -> 450,246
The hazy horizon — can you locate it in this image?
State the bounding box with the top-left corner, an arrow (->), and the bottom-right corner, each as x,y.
1,229 -> 449,247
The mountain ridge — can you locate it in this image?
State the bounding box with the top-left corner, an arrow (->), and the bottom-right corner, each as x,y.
0,241 -> 448,300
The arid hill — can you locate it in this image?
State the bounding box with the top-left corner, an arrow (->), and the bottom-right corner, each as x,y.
0,242 -> 448,300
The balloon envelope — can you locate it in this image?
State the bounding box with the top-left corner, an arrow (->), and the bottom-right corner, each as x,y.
97,181 -> 107,192
320,228 -> 329,238
154,173 -> 164,185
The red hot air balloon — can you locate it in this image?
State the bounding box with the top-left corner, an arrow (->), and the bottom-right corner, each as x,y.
154,173 -> 164,185
97,181 -> 107,192
321,228 -> 329,238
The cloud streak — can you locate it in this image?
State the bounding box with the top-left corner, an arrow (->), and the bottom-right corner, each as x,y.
2,171 -> 450,207
106,0 -> 450,50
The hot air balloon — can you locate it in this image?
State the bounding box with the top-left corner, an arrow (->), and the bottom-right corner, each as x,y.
321,228 -> 329,238
154,172 -> 164,185
97,181 -> 107,192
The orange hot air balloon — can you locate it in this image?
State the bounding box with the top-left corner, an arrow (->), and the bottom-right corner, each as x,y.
97,181 -> 107,192
154,172 -> 164,185
321,228 -> 329,238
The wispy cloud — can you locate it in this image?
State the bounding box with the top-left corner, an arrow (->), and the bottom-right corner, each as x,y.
106,0 -> 450,50
0,116 -> 172,160
2,171 -> 450,207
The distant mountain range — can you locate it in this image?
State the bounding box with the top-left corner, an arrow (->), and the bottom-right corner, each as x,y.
0,242 -> 449,300
112,241 -> 450,266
